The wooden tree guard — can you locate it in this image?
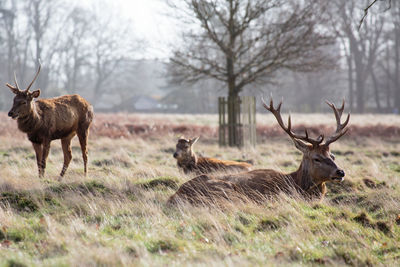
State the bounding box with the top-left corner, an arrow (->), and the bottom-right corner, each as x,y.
218,96 -> 256,147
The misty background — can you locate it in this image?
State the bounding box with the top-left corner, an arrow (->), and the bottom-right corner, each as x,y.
0,0 -> 398,114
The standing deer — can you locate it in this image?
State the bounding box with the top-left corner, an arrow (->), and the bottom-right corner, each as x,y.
6,63 -> 94,178
173,137 -> 252,174
168,99 -> 350,205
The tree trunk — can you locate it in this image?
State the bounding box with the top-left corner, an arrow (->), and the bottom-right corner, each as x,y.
355,74 -> 365,113
226,0 -> 240,147
394,26 -> 400,113
227,78 -> 241,147
371,70 -> 381,112
384,44 -> 392,110
346,54 -> 354,111
352,49 -> 366,113
33,1 -> 43,91
92,78 -> 103,106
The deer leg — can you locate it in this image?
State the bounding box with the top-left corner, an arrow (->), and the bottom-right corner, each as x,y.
77,129 -> 89,176
60,135 -> 74,177
41,140 -> 51,177
32,143 -> 43,178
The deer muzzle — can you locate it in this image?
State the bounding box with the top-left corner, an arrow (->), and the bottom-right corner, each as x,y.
8,110 -> 18,119
331,169 -> 345,182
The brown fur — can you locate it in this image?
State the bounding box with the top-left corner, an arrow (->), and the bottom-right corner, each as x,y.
7,68 -> 93,178
167,174 -> 241,206
168,149 -> 332,205
173,137 -> 252,174
168,99 -> 349,205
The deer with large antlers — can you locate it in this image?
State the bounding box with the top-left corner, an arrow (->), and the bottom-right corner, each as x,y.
6,63 -> 94,178
168,98 -> 350,205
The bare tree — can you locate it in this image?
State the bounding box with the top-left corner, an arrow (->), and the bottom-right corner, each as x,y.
25,0 -> 62,92
0,1 -> 14,109
59,7 -> 94,94
0,0 -> 32,108
359,0 -> 392,29
1,0 -> 144,110
388,1 -> 400,112
88,2 -> 143,105
0,0 -> 16,80
375,0 -> 400,113
332,0 -> 386,113
168,0 -> 334,146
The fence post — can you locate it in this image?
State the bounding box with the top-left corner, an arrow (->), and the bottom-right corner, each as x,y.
218,96 -> 256,147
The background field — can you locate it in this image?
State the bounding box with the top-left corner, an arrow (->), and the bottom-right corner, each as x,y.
0,113 -> 399,266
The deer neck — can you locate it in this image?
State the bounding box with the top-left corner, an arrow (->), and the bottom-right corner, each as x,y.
17,102 -> 42,133
178,152 -> 198,168
290,158 -> 325,196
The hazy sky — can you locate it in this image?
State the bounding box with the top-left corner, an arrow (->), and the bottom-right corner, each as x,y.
80,0 -> 178,59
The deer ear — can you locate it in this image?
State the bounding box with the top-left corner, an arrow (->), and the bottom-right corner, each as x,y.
6,83 -> 20,95
292,138 -> 310,153
189,137 -> 199,145
30,89 -> 40,98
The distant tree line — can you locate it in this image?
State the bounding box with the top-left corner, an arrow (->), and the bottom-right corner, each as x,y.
167,0 -> 400,114
0,0 -> 142,110
1,0 -> 399,114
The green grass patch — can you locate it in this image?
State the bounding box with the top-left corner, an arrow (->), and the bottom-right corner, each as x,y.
138,177 -> 179,190
256,218 -> 281,231
4,259 -> 28,267
48,181 -> 112,196
146,239 -> 179,254
0,192 -> 38,212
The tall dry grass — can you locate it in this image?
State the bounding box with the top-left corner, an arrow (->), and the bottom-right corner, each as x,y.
0,113 -> 399,265
1,112 -> 400,140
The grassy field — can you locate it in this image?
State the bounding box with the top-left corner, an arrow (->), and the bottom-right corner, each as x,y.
0,113 -> 399,266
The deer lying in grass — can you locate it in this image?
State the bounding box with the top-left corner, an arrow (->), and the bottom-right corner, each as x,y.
168,99 -> 350,205
173,137 -> 252,174
6,63 -> 94,178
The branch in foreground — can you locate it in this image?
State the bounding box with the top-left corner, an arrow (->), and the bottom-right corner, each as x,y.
358,0 -> 391,30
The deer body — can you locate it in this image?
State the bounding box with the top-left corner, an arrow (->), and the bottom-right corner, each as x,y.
168,167 -> 327,205
219,161 -> 329,200
169,99 -> 349,205
167,174 -> 239,205
174,137 -> 252,174
19,95 -> 91,142
177,154 -> 252,174
6,64 -> 93,178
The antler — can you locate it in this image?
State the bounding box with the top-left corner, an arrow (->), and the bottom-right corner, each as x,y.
324,100 -> 350,146
5,72 -> 21,93
25,61 -> 41,92
13,71 -> 20,90
262,97 -> 324,147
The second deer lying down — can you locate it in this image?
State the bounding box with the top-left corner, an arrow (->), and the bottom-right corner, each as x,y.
168,99 -> 350,205
173,137 -> 252,174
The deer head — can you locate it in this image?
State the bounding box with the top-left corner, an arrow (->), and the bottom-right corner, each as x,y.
173,137 -> 199,160
6,63 -> 41,120
262,98 -> 350,184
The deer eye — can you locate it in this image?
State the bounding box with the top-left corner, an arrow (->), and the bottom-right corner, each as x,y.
313,158 -> 321,163
20,101 -> 27,105
330,153 -> 335,160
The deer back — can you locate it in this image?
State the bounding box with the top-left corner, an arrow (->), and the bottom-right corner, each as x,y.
21,95 -> 92,143
197,157 -> 252,173
167,174 -> 241,205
